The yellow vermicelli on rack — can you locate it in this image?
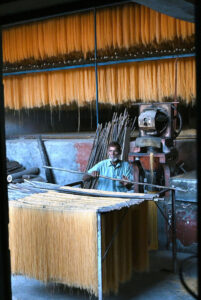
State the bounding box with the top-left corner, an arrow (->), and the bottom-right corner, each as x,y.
2,4 -> 194,63
88,11 -> 95,54
129,63 -> 139,101
160,13 -> 169,41
149,8 -> 157,43
96,9 -> 105,50
3,58 -> 196,109
177,60 -> 184,100
191,58 -> 196,101
98,67 -> 106,103
32,23 -> 41,60
109,66 -> 118,104
116,7 -> 123,49
155,11 -> 161,43
9,188 -> 153,296
140,5 -> 146,45
122,5 -> 130,49
134,4 -> 141,45
43,20 -> 58,58
9,206 -> 98,295
106,9 -> 113,49
111,7 -> 117,49
12,77 -> 21,110
144,6 -> 150,45
151,61 -> 158,100
129,5 -> 135,46
56,17 -> 67,55
180,19 -> 188,40
167,15 -> 176,41
138,62 -> 145,101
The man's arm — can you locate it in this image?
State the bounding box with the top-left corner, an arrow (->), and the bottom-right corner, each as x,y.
120,162 -> 134,190
120,175 -> 133,189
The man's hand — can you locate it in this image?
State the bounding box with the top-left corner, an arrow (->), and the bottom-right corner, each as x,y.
91,171 -> 100,178
120,175 -> 133,190
83,171 -> 99,182
120,175 -> 129,186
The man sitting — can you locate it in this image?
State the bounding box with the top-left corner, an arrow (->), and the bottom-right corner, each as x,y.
83,141 -> 133,192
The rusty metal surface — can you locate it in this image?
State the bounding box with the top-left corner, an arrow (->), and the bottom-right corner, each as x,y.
170,170 -> 197,202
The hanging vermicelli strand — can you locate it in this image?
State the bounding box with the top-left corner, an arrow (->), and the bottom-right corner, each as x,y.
144,6 -> 150,45
138,62 -> 145,101
98,67 -> 106,103
31,23 -> 40,60
97,9 -> 106,51
39,73 -> 48,107
111,7 -> 118,49
140,5 -> 146,45
3,77 -> 13,108
167,15 -> 176,41
129,63 -> 138,102
56,17 -> 67,55
2,57 -> 196,110
87,11 -> 95,55
160,13 -> 168,41
180,19 -> 188,40
122,5 -> 130,49
192,58 -> 196,101
149,8 -> 157,44
134,4 -> 141,45
105,9 -> 113,50
123,65 -> 130,102
176,18 -> 181,39
2,4 -> 195,64
155,11 -> 161,44
74,14 -> 82,53
168,60 -> 175,99
129,5 -> 135,46
116,7 -> 123,49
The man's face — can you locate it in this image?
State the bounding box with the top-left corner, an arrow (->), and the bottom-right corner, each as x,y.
108,146 -> 120,162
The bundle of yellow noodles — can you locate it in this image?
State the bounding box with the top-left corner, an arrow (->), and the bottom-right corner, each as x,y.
2,4 -> 195,64
3,58 -> 195,110
9,187 -> 156,295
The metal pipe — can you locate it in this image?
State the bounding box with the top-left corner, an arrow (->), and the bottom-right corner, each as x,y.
171,189 -> 177,273
97,212 -> 102,300
94,7 -> 99,127
3,53 -> 195,77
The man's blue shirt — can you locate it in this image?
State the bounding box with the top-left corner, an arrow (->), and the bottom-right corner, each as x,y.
88,159 -> 133,192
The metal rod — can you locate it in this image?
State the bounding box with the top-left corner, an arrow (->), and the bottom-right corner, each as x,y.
94,7 -> 99,128
3,53 -> 195,77
97,213 -> 102,300
171,189 -> 177,273
43,165 -> 188,192
155,202 -> 170,226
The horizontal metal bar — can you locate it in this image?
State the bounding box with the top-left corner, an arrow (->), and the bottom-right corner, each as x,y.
98,53 -> 195,66
3,63 -> 95,76
3,53 -> 195,76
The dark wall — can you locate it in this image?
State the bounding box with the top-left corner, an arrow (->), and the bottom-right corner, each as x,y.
5,102 -> 196,137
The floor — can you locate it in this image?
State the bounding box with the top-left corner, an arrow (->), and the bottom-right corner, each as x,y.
12,250 -> 198,300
